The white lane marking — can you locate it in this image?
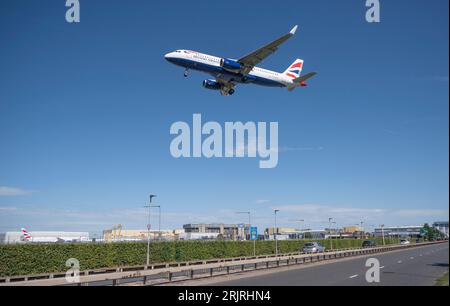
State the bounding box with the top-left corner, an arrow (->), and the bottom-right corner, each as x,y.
349,274 -> 358,279
398,260 -> 402,264
380,266 -> 385,269
410,257 -> 414,259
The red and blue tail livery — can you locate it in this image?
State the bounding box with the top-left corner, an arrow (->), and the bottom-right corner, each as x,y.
284,59 -> 304,79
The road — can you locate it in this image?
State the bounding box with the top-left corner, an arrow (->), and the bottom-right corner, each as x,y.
184,242 -> 449,286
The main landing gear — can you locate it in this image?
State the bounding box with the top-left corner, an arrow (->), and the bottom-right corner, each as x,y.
220,87 -> 235,96
184,68 -> 189,77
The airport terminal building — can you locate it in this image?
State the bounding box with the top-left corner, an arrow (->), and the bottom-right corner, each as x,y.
373,225 -> 423,238
182,223 -> 250,240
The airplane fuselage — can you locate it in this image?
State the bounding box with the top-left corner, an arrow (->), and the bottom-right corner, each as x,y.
165,50 -> 294,88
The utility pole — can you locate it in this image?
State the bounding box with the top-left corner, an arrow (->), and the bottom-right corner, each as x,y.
274,209 -> 280,257
145,194 -> 157,266
380,224 -> 385,245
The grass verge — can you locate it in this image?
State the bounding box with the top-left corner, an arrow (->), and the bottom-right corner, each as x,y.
434,272 -> 449,286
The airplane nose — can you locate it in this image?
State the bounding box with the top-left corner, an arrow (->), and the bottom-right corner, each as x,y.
164,52 -> 172,60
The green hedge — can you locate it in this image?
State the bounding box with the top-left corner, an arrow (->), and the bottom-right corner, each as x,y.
0,238 -> 400,277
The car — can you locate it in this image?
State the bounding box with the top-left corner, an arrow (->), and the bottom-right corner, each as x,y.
362,240 -> 376,248
400,239 -> 410,245
302,242 -> 326,253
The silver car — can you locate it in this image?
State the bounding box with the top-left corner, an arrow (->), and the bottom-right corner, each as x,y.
303,242 -> 326,253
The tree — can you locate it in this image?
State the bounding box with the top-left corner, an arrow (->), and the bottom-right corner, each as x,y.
422,223 -> 445,241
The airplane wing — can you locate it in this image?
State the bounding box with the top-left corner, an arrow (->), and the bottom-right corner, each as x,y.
238,25 -> 298,74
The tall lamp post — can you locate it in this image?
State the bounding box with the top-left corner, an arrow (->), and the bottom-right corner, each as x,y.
236,211 -> 255,256
328,217 -> 333,250
274,209 -> 280,257
380,224 -> 385,245
144,194 -> 157,266
360,221 -> 364,240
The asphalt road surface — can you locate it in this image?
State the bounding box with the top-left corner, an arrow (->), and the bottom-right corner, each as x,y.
205,242 -> 449,286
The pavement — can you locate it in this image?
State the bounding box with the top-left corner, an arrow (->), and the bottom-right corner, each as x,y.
167,242 -> 448,286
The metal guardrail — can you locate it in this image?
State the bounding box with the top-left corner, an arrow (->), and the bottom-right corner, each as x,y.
0,241 -> 446,286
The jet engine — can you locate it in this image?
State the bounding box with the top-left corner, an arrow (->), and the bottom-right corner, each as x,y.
220,58 -> 242,72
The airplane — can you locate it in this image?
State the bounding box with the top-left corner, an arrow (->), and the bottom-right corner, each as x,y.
164,25 -> 317,96
18,228 -> 83,243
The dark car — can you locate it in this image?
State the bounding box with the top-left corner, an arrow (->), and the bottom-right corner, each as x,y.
362,240 -> 376,248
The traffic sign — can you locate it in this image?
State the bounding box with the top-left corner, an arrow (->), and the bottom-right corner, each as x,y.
250,226 -> 258,240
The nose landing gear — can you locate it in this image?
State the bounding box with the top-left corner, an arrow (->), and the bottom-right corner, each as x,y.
184,68 -> 189,77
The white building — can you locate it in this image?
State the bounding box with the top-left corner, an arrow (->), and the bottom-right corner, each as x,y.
374,225 -> 423,238
2,231 -> 90,244
433,221 -> 449,238
179,232 -> 220,240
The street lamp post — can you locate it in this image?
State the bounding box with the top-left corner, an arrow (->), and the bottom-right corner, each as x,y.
328,218 -> 333,250
274,210 -> 280,257
360,221 -> 364,240
380,224 -> 385,245
236,211 -> 255,256
145,194 -> 157,266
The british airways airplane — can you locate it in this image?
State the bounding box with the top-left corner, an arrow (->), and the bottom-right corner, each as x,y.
164,25 -> 317,96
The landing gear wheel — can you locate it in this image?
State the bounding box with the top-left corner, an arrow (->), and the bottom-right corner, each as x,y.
184,69 -> 189,77
229,89 -> 235,95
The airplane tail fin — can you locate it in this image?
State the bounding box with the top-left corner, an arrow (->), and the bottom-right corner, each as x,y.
21,228 -> 32,241
283,59 -> 304,79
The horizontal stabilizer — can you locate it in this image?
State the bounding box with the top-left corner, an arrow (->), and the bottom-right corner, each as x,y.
293,72 -> 317,83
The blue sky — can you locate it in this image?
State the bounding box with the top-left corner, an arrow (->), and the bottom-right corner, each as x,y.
0,0 -> 448,236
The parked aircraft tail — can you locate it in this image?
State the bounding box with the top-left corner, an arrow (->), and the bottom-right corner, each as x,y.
21,228 -> 32,241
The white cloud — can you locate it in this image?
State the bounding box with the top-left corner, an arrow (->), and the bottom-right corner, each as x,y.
0,186 -> 32,196
0,206 -> 17,212
270,203 -> 448,228
270,204 -> 385,225
430,76 -> 449,82
393,209 -> 449,218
